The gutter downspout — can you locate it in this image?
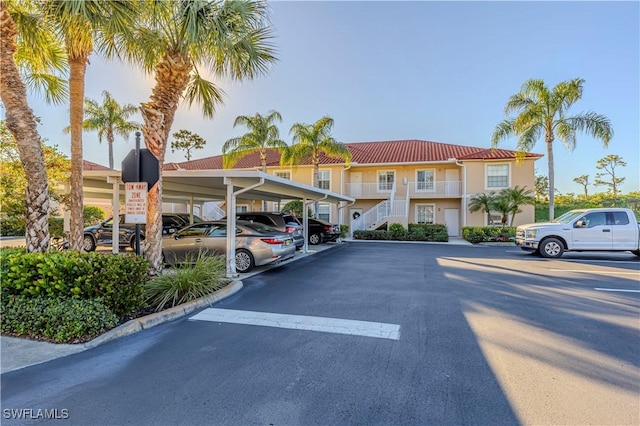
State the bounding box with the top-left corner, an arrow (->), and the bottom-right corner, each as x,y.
224,177 -> 265,278
456,160 -> 467,229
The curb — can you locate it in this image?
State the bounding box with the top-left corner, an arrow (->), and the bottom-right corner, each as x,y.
84,280 -> 244,349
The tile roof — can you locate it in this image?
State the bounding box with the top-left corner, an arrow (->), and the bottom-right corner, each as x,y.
82,160 -> 111,171
170,139 -> 543,170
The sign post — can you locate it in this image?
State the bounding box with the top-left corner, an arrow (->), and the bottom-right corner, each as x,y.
122,132 -> 159,256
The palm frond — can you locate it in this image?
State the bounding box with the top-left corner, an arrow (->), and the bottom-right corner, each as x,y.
490,119 -> 514,147
564,111 -> 613,147
183,70 -> 226,118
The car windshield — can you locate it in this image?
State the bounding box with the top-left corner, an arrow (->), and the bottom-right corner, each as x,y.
553,211 -> 585,224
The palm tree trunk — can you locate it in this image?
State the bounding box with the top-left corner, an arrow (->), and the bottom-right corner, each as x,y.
0,4 -> 50,252
140,53 -> 191,273
107,131 -> 115,169
68,56 -> 88,251
546,134 -> 555,221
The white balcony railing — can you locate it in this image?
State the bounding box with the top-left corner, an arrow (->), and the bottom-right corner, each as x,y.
345,182 -> 394,198
407,180 -> 461,197
345,180 -> 462,198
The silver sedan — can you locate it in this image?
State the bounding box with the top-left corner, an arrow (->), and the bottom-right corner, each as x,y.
162,220 -> 296,273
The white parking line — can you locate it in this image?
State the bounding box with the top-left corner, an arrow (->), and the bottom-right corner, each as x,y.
190,308 -> 401,340
549,269 -> 639,275
594,288 -> 640,293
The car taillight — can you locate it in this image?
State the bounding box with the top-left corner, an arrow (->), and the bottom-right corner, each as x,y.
323,226 -> 333,231
261,238 -> 282,245
285,226 -> 296,233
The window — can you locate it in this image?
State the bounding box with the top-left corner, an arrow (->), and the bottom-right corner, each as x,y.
317,203 -> 330,222
236,205 -> 248,213
612,212 -> 629,225
488,211 -> 504,226
317,170 -> 330,190
416,170 -> 435,191
580,212 -> 607,228
378,171 -> 395,191
274,171 -> 290,180
178,223 -> 212,237
486,164 -> 509,189
416,204 -> 435,224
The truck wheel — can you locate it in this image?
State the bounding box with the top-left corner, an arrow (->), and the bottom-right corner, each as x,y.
540,238 -> 564,258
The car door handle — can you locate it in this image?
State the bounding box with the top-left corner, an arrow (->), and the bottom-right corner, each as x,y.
195,238 -> 202,242
602,229 -> 611,232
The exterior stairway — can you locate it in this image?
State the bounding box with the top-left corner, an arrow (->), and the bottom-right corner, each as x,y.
202,201 -> 226,220
351,198 -> 407,233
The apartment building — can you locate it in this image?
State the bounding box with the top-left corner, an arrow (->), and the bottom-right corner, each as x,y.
165,139 -> 542,237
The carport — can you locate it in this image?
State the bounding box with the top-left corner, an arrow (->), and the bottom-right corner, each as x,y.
81,169 -> 354,276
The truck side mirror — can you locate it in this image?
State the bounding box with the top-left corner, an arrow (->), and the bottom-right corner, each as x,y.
575,219 -> 586,228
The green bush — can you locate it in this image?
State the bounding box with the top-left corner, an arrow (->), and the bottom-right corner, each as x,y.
84,206 -> 106,226
144,251 -> 229,312
461,226 -> 515,243
353,224 -> 448,242
1,296 -> 118,343
340,224 -> 349,239
0,250 -> 149,318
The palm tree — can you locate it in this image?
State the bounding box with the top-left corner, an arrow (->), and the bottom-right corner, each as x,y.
42,0 -> 137,250
283,116 -> 353,186
469,192 -> 496,225
116,0 -> 276,272
500,185 -> 535,225
491,78 -> 613,220
0,1 -> 67,252
223,110 -> 287,171
282,116 -> 351,217
65,90 -> 141,169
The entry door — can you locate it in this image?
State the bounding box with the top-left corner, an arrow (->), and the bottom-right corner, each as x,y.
351,172 -> 362,196
444,208 -> 459,236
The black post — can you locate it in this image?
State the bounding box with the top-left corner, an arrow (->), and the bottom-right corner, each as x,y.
134,132 -> 141,256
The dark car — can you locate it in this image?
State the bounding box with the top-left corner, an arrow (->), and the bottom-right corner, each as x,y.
233,212 -> 304,250
304,217 -> 341,245
83,213 -> 203,251
162,220 -> 296,273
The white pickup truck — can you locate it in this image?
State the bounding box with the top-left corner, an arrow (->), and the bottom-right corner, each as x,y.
515,207 -> 640,258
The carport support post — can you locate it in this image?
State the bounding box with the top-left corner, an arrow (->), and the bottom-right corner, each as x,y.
225,180 -> 238,278
107,176 -> 120,254
302,197 -> 309,254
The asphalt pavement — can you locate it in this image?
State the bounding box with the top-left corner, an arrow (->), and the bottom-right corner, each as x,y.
0,238 -> 474,374
2,239 -> 637,425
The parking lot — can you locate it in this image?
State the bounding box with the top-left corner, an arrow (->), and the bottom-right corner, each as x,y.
2,241 -> 638,425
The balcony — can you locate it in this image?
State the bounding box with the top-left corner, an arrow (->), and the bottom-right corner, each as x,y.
345,181 -> 462,199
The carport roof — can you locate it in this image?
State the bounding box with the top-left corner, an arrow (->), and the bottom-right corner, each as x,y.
82,169 -> 354,205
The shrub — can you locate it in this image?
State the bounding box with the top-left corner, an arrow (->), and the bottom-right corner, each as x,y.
144,251 -> 229,311
0,250 -> 149,318
353,224 -> 448,242
1,296 -> 118,343
340,224 -> 349,239
84,206 -> 106,226
461,226 -> 515,243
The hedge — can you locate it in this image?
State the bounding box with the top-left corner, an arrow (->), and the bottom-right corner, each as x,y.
353,223 -> 449,242
461,226 -> 516,244
0,249 -> 149,318
1,296 -> 119,343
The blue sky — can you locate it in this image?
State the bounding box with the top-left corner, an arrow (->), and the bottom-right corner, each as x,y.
18,1 -> 640,194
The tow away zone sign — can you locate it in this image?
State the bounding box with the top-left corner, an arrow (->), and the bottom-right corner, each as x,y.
125,182 -> 147,224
